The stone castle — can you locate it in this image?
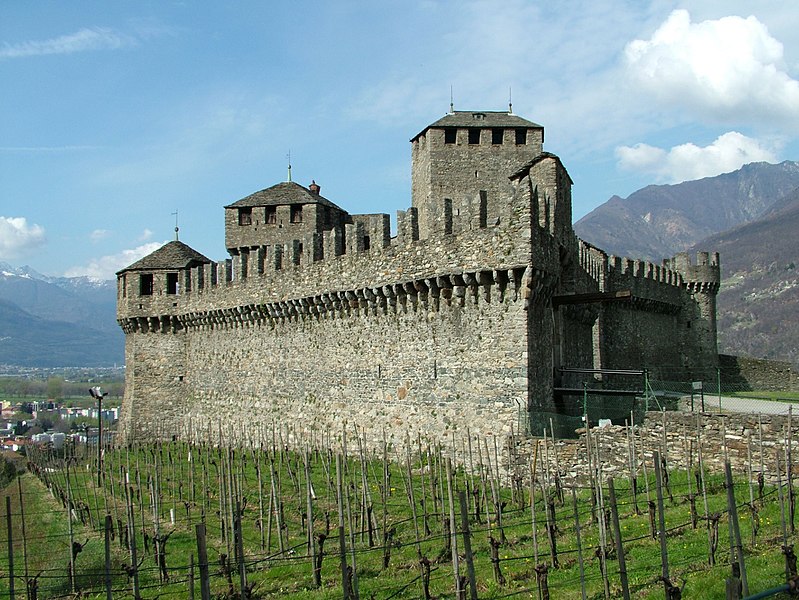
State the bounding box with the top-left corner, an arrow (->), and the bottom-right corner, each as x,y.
116,109 -> 720,445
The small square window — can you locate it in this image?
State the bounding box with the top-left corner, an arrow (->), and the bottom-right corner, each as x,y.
265,206 -> 277,224
492,128 -> 503,144
515,128 -> 527,145
166,272 -> 178,295
290,205 -> 303,223
139,274 -> 153,296
444,128 -> 456,144
468,129 -> 481,144
238,207 -> 252,226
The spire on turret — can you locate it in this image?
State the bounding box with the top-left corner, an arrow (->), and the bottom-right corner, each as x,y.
287,151 -> 292,182
508,86 -> 513,114
172,210 -> 179,241
449,85 -> 454,114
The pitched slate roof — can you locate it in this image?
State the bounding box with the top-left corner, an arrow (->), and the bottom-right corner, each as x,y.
118,241 -> 211,274
510,152 -> 573,184
225,181 -> 343,211
411,111 -> 543,141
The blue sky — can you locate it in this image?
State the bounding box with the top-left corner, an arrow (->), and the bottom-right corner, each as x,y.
2,1 -> 798,279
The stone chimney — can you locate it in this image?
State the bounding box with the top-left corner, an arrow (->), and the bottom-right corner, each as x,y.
309,180 -> 320,195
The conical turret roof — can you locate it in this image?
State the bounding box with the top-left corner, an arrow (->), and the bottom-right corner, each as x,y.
117,240 -> 211,274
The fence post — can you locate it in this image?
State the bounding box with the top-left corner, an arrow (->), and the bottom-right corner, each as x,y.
104,515 -> 112,600
189,553 -> 195,600
725,562 -> 741,600
446,459 -> 462,596
336,454 -> 350,600
304,449 -> 317,587
725,461 -> 749,596
6,495 -> 14,600
196,523 -> 211,600
66,464 -> 75,594
608,479 -> 630,600
654,451 -> 670,598
458,490 -> 478,600
16,478 -> 28,596
571,487 -> 587,600
236,500 -> 246,598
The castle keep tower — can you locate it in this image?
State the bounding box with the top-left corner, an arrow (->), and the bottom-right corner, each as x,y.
411,110 -> 544,239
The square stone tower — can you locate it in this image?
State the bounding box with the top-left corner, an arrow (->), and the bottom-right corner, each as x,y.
410,110 -> 544,239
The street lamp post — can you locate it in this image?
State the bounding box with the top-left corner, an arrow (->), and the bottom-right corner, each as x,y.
89,387 -> 108,486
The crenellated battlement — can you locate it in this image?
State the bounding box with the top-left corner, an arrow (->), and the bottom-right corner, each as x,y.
664,251 -> 721,294
118,191 -> 562,326
118,263 -> 560,335
577,239 -> 721,299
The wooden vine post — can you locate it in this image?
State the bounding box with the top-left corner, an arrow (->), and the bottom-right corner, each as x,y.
6,495 -> 14,600
724,461 -> 749,596
335,453 -> 351,600
653,451 -> 670,598
104,515 -> 113,600
446,458 -> 462,596
458,490 -> 478,600
607,478 -> 630,600
196,523 -> 211,600
304,449 -> 318,588
571,487 -> 587,600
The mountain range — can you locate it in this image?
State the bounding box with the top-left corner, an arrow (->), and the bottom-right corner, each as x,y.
574,160 -> 799,261
1,160 -> 797,368
0,264 -> 123,368
575,160 -> 799,367
691,187 -> 799,366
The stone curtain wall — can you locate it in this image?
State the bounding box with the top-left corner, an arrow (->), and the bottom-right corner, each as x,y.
514,410 -> 798,486
121,282 -> 529,449
719,354 -> 799,392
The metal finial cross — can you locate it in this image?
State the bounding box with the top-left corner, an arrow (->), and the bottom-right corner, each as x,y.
172,210 -> 179,241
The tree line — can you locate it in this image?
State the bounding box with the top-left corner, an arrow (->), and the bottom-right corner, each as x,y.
0,376 -> 124,401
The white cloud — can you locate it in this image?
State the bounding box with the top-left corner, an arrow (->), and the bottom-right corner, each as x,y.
64,242 -> 164,280
616,132 -> 779,183
138,228 -> 154,242
624,10 -> 799,125
0,27 -> 136,59
344,0 -> 655,153
90,229 -> 110,242
0,217 -> 46,260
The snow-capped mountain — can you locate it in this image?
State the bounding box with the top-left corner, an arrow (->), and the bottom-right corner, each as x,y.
0,263 -> 122,367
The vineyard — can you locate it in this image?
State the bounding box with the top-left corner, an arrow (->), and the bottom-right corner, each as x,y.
1,421 -> 797,599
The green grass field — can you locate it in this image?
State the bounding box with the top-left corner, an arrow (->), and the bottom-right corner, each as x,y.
0,438 -> 796,599
727,390 -> 799,403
